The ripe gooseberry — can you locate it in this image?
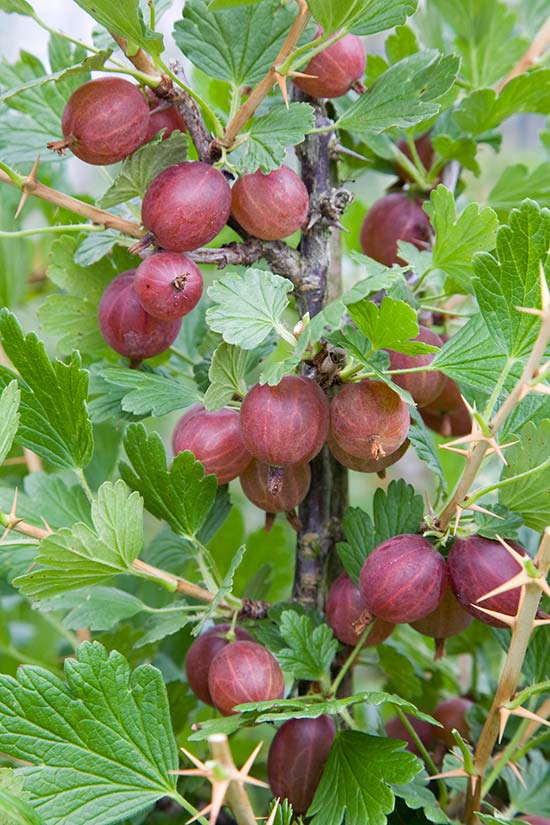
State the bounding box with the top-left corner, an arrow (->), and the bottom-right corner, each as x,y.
327,428 -> 409,474
267,716 -> 336,814
359,193 -> 432,267
239,460 -> 311,530
433,697 -> 473,747
359,534 -> 447,624
240,375 -> 329,466
134,252 -> 203,320
330,379 -> 410,461
389,325 -> 446,407
143,90 -> 187,143
49,77 -> 149,165
420,375 -> 471,437
185,624 -> 253,706
293,32 -> 366,99
385,714 -> 436,756
448,535 -> 531,627
231,167 -> 309,240
98,270 -> 181,361
172,406 -> 252,485
208,640 -> 285,716
326,573 -> 394,646
410,582 -> 473,654
141,161 -> 232,252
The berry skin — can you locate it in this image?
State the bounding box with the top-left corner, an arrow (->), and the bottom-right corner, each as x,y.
172,405 -> 252,485
359,534 -> 447,624
208,640 -> 285,716
185,624 -> 253,706
240,459 -> 311,514
143,90 -> 187,143
385,714 -> 435,756
98,270 -> 181,361
433,697 -> 473,747
141,161 -> 232,252
231,166 -> 309,240
327,428 -> 409,473
448,536 -> 531,627
267,716 -> 336,814
330,379 -> 410,461
56,77 -> 149,165
134,252 -> 203,320
360,193 -> 432,267
293,32 -> 366,99
240,375 -> 329,466
410,582 -> 472,642
420,375 -> 471,437
326,573 -> 394,646
389,326 -> 445,407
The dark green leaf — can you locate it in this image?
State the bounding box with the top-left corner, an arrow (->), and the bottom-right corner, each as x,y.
307,0 -> 418,36
234,103 -> 315,174
276,611 -> 338,681
99,366 -> 200,417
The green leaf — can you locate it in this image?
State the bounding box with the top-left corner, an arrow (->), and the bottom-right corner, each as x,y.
0,472 -> 91,531
206,269 -> 294,349
308,730 -> 422,824
234,103 -> 315,174
98,366 -> 200,417
378,643 -> 422,699
335,51 -> 459,136
504,750 -> 550,818
0,310 -> 93,470
276,612 -> 338,681
0,0 -> 34,14
392,772 -> 452,824
472,200 -> 550,358
0,380 -> 20,467
0,788 -> 45,825
40,587 -> 148,631
97,132 -> 188,208
385,25 -> 419,63
120,423 -> 217,538
347,296 -> 434,355
499,420 -> 550,532
427,185 -> 499,292
0,187 -> 33,308
204,343 -> 249,410
74,230 -> 125,266
0,642 -> 179,825
408,416 -> 446,493
15,480 -> 143,600
193,544 -> 247,636
174,0 -> 313,86
488,162 -> 550,219
306,0 -> 418,36
473,504 -> 523,540
72,0 -> 164,59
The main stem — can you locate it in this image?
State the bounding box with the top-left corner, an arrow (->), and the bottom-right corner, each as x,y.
293,95 -> 348,612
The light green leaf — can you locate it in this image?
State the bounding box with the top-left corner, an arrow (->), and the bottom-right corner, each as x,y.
72,0 -> 164,59
98,366 -> 200,417
499,420 -> 550,532
385,24 -> 419,63
427,185 -> 499,292
234,103 -> 315,174
204,343 -> 249,410
174,0 -> 314,86
206,269 -> 294,349
504,750 -> 550,818
308,730 -> 422,825
306,0 -> 418,36
336,51 -> 459,136
0,0 -> 34,14
472,199 -> 550,358
0,789 -> 45,825
431,133 -> 480,176
0,310 -> 93,470
488,162 -> 550,219
14,481 -> 143,600
408,416 -> 446,493
97,132 -> 188,208
119,423 -> 217,538
0,472 -> 91,531
74,230 -> 125,266
276,612 -> 338,681
347,296 -> 434,355
40,587 -> 149,631
0,380 -> 20,467
0,642 -> 179,825
193,544 -> 247,636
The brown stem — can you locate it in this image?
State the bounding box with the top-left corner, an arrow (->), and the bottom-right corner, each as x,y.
110,33 -> 159,76
167,61 -> 218,162
222,2 -> 311,147
496,17 -> 550,92
208,735 -> 257,825
0,170 -> 143,239
464,529 -> 550,824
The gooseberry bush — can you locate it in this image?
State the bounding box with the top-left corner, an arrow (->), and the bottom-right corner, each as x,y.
1,1 -> 550,824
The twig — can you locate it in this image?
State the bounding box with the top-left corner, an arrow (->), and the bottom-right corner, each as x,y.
209,735 -> 258,825
110,33 -> 159,76
167,61 -> 217,162
496,17 -> 550,92
222,1 -> 311,147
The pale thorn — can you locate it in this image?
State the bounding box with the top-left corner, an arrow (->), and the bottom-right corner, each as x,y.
429,766 -> 477,791
507,705 -> 550,728
498,707 -> 511,743
15,154 -> 40,219
495,534 -> 529,565
274,72 -> 289,108
287,70 -> 318,79
178,745 -> 208,771
476,573 -> 529,604
506,759 -> 527,788
532,616 -> 550,627
531,382 -> 550,394
0,488 -> 22,544
515,263 -> 550,318
452,505 -> 463,536
265,799 -> 281,825
40,516 -> 54,535
467,502 -> 505,519
424,492 -> 437,522
472,603 -> 516,627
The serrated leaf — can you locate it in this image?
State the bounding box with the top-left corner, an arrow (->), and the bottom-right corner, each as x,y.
74,230 -> 125,266
473,199 -> 550,358
474,504 -> 523,540
392,772 -> 452,824
99,366 -> 200,417
336,51 -> 458,136
499,420 -> 550,531
234,103 -> 315,174
120,423 -> 216,538
427,185 -> 499,292
206,268 -> 293,349
0,380 -> 20,467
14,480 -> 143,600
488,162 -> 550,219
72,0 -> 164,59
308,730 -> 422,825
203,343 -> 249,410
174,0 -> 314,86
39,587 -> 148,632
97,132 -> 188,208
276,611 -> 338,681
307,0 -> 418,36
0,310 -> 93,470
0,642 -> 179,825
347,296 -> 434,355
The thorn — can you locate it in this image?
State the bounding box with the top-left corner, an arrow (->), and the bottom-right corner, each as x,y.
15,154 -> 40,219
505,705 -> 550,728
266,799 -> 281,825
473,603 -> 516,626
287,70 -> 318,79
495,534 -> 529,565
476,572 -> 529,603
274,72 -> 289,108
468,502 -> 505,518
498,707 -> 510,742
507,759 -> 526,787
533,616 -> 550,627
